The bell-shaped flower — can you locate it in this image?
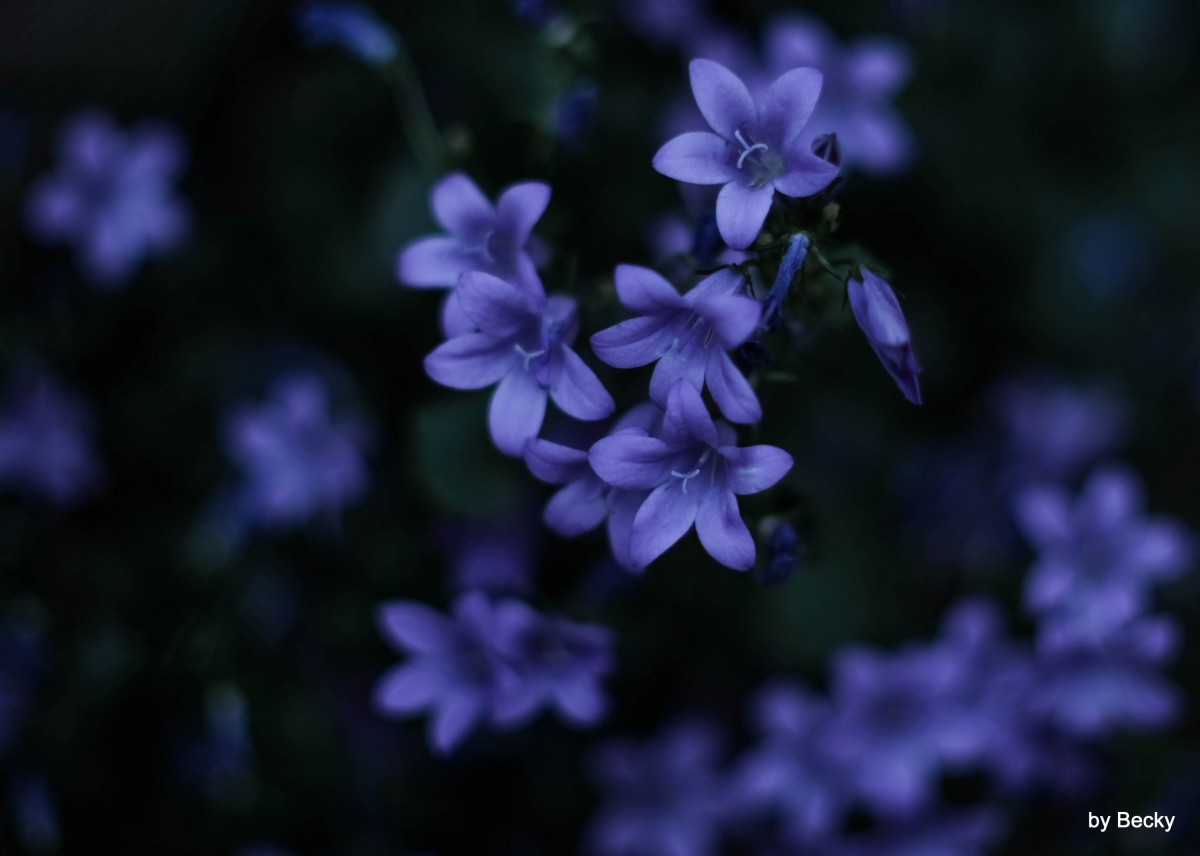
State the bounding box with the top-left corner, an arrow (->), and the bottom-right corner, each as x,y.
590,265 -> 763,423
652,59 -> 838,249
847,268 -> 921,404
397,173 -> 549,336
588,381 -> 792,571
424,271 -> 614,456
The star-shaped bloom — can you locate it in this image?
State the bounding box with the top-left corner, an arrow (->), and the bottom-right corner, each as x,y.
588,381 -> 792,571
1013,465 -> 1192,638
653,59 -> 838,249
424,271 -> 614,456
847,269 -> 921,404
590,265 -> 763,423
397,173 -> 550,336
25,109 -> 191,289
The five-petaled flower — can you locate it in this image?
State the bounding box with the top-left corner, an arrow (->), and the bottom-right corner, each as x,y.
398,173 -> 550,336
653,59 -> 839,249
588,381 -> 792,571
590,265 -> 763,423
847,268 -> 922,404
424,271 -> 614,456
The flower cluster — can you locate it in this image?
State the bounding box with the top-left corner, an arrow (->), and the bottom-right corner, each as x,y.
373,592 -> 613,753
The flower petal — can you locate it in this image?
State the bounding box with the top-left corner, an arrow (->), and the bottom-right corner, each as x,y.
716,181 -> 775,250
760,67 -> 824,146
375,601 -> 453,653
689,59 -> 757,140
424,334 -> 515,389
607,489 -> 646,571
662,380 -> 718,448
706,351 -> 763,424
648,335 -> 707,405
630,480 -> 701,569
554,677 -> 608,725
488,370 -> 548,457
431,691 -> 485,754
721,444 -> 793,494
652,132 -> 738,185
457,271 -> 537,337
396,236 -> 473,288
1012,485 -> 1071,548
589,434 -> 676,490
773,142 -> 840,198
549,346 -> 615,421
525,438 -> 588,484
614,264 -> 686,313
694,294 -> 761,348
373,661 -> 443,714
695,487 -> 755,570
591,316 -> 676,368
496,181 -> 551,245
545,476 -> 609,536
431,172 -> 494,235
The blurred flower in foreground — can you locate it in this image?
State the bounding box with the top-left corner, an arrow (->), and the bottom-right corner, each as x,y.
847,269 -> 921,404
223,372 -> 371,531
587,720 -> 728,856
653,59 -> 839,249
438,507 -> 538,595
0,367 -> 101,507
294,1 -> 399,66
373,593 -> 613,753
398,173 -> 551,336
25,109 -> 190,289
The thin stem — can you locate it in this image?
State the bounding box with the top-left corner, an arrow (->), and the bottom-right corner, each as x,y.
382,34 -> 450,174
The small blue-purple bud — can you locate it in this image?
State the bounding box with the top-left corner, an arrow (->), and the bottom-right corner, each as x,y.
554,82 -> 599,145
811,132 -> 842,168
762,233 -> 810,331
755,520 -> 801,586
847,269 -> 922,404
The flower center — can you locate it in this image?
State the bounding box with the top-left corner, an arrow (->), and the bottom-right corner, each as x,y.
734,129 -> 769,170
732,129 -> 783,188
466,229 -> 497,264
513,344 -> 546,371
671,448 -> 713,494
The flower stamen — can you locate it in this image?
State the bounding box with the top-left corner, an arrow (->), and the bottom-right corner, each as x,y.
734,130 -> 769,170
513,344 -> 546,371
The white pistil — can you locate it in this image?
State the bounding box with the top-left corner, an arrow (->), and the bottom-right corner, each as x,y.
514,344 -> 546,370
734,130 -> 768,170
671,468 -> 701,493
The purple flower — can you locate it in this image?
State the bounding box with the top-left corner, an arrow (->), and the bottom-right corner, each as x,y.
761,14 -> 914,175
588,381 -> 792,571
847,269 -> 921,404
726,682 -> 845,845
1029,613 -> 1181,738
524,404 -> 660,570
25,109 -> 190,289
587,720 -> 728,856
373,593 -> 517,754
653,59 -> 838,249
294,1 -> 399,65
590,265 -> 763,423
397,173 -> 550,336
492,600 -> 614,727
0,367 -> 101,507
438,512 -> 537,595
424,272 -> 614,456
223,373 -> 371,529
373,593 -> 614,753
1013,465 -> 1192,638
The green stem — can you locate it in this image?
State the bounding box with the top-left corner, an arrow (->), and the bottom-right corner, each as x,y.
383,34 -> 450,174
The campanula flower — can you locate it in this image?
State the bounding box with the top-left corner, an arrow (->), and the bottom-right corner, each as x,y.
25,109 -> 190,288
653,59 -> 838,249
1013,465 -> 1192,637
0,367 -> 101,507
587,720 -> 728,856
846,269 -> 921,404
761,13 -> 914,175
294,1 -> 399,65
438,511 -> 536,595
590,265 -> 763,423
424,271 -> 614,456
223,372 -> 371,529
397,173 -> 550,336
588,381 -> 792,570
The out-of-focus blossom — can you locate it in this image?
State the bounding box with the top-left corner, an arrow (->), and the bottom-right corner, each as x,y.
25,109 -> 190,288
492,600 -> 614,727
760,14 -> 913,175
588,381 -> 792,570
294,1 -> 399,65
653,60 -> 838,249
438,512 -> 537,595
590,266 -> 762,423
847,269 -> 921,404
1029,614 -> 1181,738
373,593 -> 614,753
553,82 -> 600,145
424,271 -> 614,456
1013,465 -> 1192,637
753,519 -> 801,585
0,367 -> 101,507
0,614 -> 45,760
587,720 -> 728,856
615,0 -> 713,48
179,683 -> 256,802
223,372 -> 371,530
397,173 -> 550,336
